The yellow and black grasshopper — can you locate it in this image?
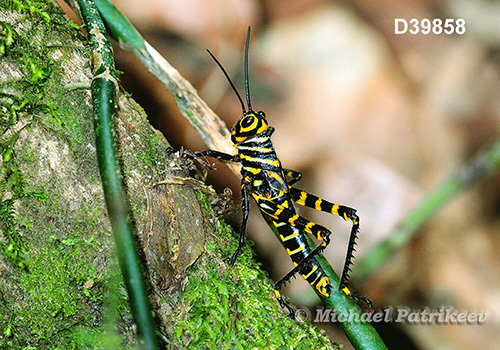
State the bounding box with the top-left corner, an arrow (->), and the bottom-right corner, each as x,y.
198,27 -> 371,317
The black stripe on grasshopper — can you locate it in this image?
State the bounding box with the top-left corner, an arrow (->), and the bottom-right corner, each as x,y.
198,27 -> 371,318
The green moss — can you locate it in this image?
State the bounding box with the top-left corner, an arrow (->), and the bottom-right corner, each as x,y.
0,0 -> 90,195
0,3 -> 121,348
3,0 -> 52,22
0,18 -> 54,124
0,196 -> 28,269
19,236 -> 96,333
171,191 -> 339,349
134,133 -> 162,171
1,2 -> 341,349
1,192 -> 101,346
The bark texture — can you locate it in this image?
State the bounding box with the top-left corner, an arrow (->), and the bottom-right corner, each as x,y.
0,1 -> 337,349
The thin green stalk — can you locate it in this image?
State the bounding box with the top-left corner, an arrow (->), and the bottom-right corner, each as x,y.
354,140 -> 500,281
72,0 -> 158,348
92,0 -> 144,49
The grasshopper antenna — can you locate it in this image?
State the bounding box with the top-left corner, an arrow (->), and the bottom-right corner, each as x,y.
244,26 -> 252,112
206,49 -> 247,115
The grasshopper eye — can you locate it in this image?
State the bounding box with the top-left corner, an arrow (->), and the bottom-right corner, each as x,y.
241,115 -> 255,128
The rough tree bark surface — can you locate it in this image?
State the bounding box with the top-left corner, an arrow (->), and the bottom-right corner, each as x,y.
0,1 -> 338,349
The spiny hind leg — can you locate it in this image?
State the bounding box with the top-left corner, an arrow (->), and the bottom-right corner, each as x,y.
337,215 -> 372,307
289,188 -> 359,283
289,188 -> 371,306
289,187 -> 360,227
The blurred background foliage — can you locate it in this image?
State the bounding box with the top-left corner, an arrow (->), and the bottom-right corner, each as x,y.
59,0 -> 500,348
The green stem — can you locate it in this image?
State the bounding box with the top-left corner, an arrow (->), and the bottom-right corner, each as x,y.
354,140 -> 500,281
92,0 -> 145,49
72,0 -> 158,348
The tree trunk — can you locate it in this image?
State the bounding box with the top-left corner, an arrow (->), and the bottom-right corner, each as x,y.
0,1 -> 338,348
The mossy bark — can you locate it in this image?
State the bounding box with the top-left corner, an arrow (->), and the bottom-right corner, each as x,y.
0,1 -> 339,349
